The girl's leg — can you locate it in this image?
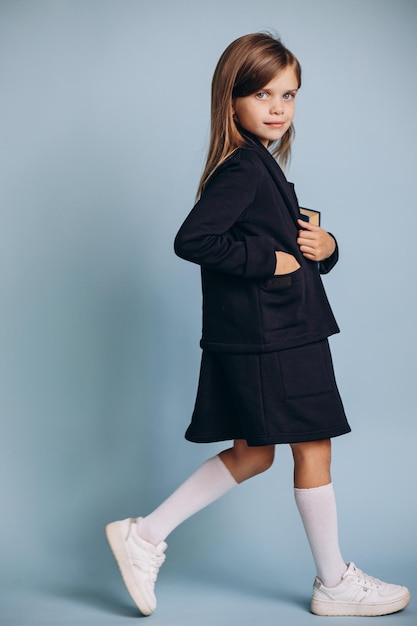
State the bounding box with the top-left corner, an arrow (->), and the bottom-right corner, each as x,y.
290,439 -> 347,587
291,440 -> 410,617
106,440 -> 275,615
139,439 -> 275,544
291,438 -> 331,489
220,438 -> 275,483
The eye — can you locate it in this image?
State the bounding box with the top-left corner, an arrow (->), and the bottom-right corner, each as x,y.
283,92 -> 296,100
255,91 -> 268,100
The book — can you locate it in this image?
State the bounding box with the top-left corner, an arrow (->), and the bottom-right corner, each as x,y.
299,207 -> 321,226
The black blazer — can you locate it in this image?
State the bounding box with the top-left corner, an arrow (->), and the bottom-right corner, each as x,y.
174,135 -> 339,353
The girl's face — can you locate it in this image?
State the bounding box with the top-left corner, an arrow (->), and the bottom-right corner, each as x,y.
232,65 -> 299,147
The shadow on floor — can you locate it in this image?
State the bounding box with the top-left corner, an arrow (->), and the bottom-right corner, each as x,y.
45,582 -> 143,619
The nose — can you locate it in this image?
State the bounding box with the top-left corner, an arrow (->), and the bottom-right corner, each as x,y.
271,97 -> 284,115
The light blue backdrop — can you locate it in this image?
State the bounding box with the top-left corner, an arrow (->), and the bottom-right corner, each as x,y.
1,1 -> 416,624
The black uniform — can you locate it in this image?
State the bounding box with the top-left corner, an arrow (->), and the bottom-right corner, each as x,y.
175,134 -> 350,445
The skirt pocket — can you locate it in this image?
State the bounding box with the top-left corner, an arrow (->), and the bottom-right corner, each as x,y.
278,341 -> 335,398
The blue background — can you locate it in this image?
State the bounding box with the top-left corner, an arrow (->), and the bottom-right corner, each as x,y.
1,1 -> 416,624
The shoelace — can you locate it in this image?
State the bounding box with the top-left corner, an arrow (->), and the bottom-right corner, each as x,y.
349,564 -> 382,589
132,546 -> 166,582
148,551 -> 166,580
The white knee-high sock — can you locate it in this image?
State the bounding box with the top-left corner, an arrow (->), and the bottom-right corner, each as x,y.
138,455 -> 237,545
294,483 -> 347,587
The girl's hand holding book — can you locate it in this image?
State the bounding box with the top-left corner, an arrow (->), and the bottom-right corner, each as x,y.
297,219 -> 336,262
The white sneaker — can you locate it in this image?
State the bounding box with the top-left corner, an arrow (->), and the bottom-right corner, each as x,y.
105,517 -> 167,616
311,562 -> 410,617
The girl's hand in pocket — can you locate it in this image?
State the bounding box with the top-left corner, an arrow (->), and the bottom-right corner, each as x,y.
274,251 -> 301,275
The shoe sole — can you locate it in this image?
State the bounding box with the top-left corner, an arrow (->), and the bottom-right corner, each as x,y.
105,519 -> 155,616
311,589 -> 411,617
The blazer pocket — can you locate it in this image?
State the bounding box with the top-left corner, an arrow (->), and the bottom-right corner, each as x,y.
258,268 -> 305,332
263,267 -> 300,289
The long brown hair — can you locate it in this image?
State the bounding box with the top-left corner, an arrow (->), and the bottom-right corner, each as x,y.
197,33 -> 301,197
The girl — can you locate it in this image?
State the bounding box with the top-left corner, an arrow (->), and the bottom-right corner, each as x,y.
106,33 -> 410,617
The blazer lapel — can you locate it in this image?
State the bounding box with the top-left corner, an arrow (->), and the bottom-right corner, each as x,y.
244,134 -> 300,222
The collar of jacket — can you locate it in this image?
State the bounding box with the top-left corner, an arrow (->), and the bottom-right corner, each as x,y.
239,129 -> 300,222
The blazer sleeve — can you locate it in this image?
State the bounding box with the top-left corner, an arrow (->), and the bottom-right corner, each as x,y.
319,234 -> 339,274
174,152 -> 277,279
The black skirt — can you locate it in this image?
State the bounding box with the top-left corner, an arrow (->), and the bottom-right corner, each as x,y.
185,339 -> 351,446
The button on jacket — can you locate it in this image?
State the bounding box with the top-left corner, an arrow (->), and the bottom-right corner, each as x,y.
174,135 -> 339,353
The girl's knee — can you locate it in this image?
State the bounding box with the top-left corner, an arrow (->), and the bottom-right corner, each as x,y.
290,439 -> 331,463
290,439 -> 332,489
251,447 -> 275,474
220,441 -> 275,482
236,441 -> 275,475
